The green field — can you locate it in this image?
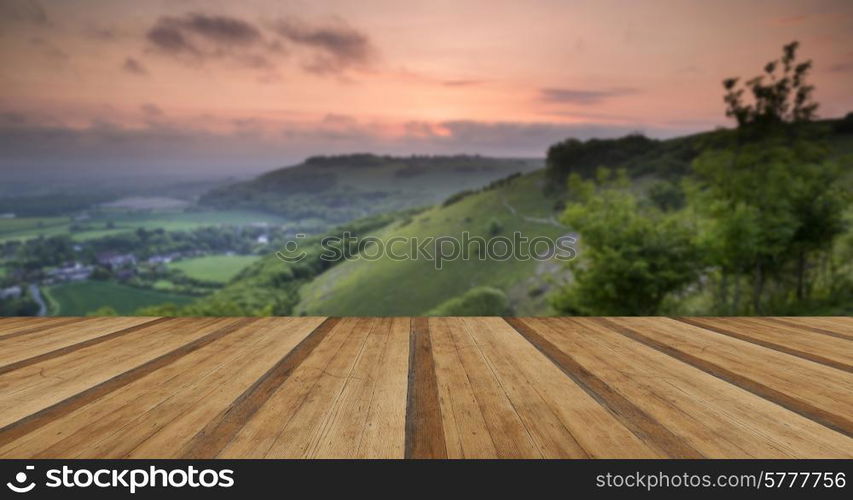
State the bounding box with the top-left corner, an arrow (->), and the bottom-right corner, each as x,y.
0,209 -> 290,243
170,255 -> 259,283
0,216 -> 72,242
152,279 -> 177,291
45,281 -> 194,316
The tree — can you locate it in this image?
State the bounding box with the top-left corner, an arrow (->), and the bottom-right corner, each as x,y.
428,286 -> 513,316
544,134 -> 658,193
693,41 -> 849,313
551,170 -> 701,315
88,306 -> 119,317
722,41 -> 817,130
648,180 -> 685,211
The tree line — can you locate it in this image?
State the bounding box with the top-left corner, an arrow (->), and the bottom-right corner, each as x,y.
550,42 -> 852,316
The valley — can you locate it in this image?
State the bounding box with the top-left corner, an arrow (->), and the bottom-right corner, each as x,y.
2,110 -> 852,318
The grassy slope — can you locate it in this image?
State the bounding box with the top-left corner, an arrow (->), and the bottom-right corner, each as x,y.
170,255 -> 260,283
45,281 -> 194,316
295,171 -> 569,316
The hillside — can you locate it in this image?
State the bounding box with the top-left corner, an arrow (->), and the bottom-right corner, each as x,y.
294,170 -> 567,316
141,170 -> 566,317
141,119 -> 853,318
199,154 -> 542,227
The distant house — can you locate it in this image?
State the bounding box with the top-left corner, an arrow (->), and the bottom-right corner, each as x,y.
256,234 -> 269,244
0,286 -> 21,299
45,263 -> 93,283
0,213 -> 15,219
147,253 -> 179,265
96,252 -> 137,269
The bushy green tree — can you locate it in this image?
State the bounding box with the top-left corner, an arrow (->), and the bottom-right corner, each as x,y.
88,306 -> 119,317
648,180 -> 686,211
544,134 -> 658,193
0,294 -> 39,316
427,286 -> 513,316
693,41 -> 850,313
551,170 -> 701,315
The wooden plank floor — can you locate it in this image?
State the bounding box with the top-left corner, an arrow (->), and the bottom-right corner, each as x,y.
0,316 -> 851,459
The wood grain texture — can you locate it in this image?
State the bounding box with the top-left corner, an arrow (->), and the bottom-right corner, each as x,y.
461,317 -> 662,458
179,317 -> 337,458
0,317 -> 169,375
0,316 -> 850,459
506,317 -> 698,458
762,317 -> 853,340
0,318 -> 95,341
676,317 -> 852,372
530,318 -> 853,457
602,317 -> 853,438
430,316 -> 535,458
405,317 -> 447,458
0,318 -> 255,449
0,317 -> 318,458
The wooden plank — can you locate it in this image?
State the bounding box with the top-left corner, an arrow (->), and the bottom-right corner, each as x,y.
0,317 -> 309,457
0,318 -> 88,340
176,317 -> 337,459
456,317 -> 589,458
0,317 -> 33,327
218,317 -> 367,458
0,317 -> 169,375
432,316 -> 543,458
98,317 -> 325,458
261,317 -> 375,458
0,318 -> 247,433
429,316 -> 504,458
310,317 -> 410,458
128,317 -> 327,459
355,317 -> 411,458
602,317 -> 853,438
0,317 -> 66,329
506,318 -> 698,458
405,317 -> 447,458
676,317 -> 852,372
764,317 -> 853,340
464,318 -> 662,458
0,317 -> 50,331
526,318 -> 853,457
0,318 -> 155,364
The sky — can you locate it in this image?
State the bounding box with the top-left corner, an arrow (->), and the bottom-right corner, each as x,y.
1,0 -> 852,178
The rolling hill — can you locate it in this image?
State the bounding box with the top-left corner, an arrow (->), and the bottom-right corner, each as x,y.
199,154 -> 542,227
152,169 -> 570,316
145,118 -> 853,317
293,170 -> 567,315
